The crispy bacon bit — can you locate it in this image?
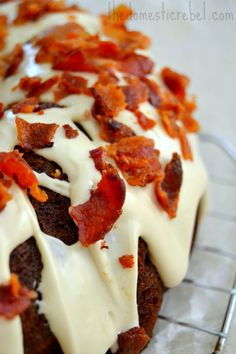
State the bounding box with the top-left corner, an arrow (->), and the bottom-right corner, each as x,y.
98,69 -> 119,85
53,49 -> 98,73
99,119 -> 135,143
14,0 -> 78,25
183,115 -> 200,133
89,147 -> 107,173
119,54 -> 154,77
0,150 -> 48,202
63,124 -> 79,139
4,44 -> 24,78
116,327 -> 150,354
122,78 -> 148,111
142,77 -> 163,108
100,240 -> 109,250
107,136 -> 163,186
119,255 -> 135,269
16,75 -> 58,97
155,153 -> 183,218
69,168 -> 126,247
0,102 -> 4,118
102,6 -> 150,52
161,67 -> 190,99
0,180 -> 12,211
11,97 -> 39,114
159,110 -> 179,138
16,117 -> 59,150
55,72 -> 90,101
92,83 -> 126,118
135,111 -> 156,131
107,4 -> 133,26
0,15 -> 8,51
178,127 -> 193,161
0,274 -> 37,320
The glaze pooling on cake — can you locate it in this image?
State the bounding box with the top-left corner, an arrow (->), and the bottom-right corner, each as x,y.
0,2 -> 207,354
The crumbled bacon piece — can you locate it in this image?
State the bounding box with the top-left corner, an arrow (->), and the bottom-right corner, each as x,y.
116,327 -> 150,354
142,77 -> 163,108
161,67 -> 190,99
135,111 -> 156,131
178,127 -> 193,161
14,0 -> 78,25
0,150 -> 48,202
155,153 -> 183,218
102,5 -> 150,52
92,83 -> 126,118
89,147 -> 107,172
107,4 -> 133,26
0,15 -> 8,50
55,72 -> 90,101
99,118 -> 135,143
16,75 -> 58,97
119,255 -> 135,269
0,180 -> 11,211
0,102 -> 4,118
122,78 -> 148,111
69,167 -> 126,247
63,124 -> 79,139
119,54 -> 154,77
11,97 -> 39,114
53,49 -> 98,73
0,274 -> 37,320
16,117 -> 59,150
97,69 -> 119,85
183,115 -> 200,133
159,110 -> 179,138
107,136 -> 163,186
4,44 -> 24,78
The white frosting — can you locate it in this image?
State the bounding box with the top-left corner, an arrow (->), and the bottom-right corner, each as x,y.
0,3 -> 207,354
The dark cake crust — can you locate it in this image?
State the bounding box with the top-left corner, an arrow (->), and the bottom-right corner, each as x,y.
9,151 -> 164,354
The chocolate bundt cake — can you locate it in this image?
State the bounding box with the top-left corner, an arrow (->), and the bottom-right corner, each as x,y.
0,1 -> 207,353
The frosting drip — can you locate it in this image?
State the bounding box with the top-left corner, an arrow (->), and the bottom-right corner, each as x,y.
0,2 -> 207,354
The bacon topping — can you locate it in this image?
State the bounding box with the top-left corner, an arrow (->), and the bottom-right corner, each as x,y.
16,75 -> 59,97
107,136 -> 163,186
122,78 -> 148,111
69,166 -> 125,247
89,147 -> 107,172
119,255 -> 135,269
178,127 -> 193,161
14,0 -> 78,25
92,83 -> 126,118
0,274 -> 37,320
161,67 -> 190,99
142,77 -> 163,108
4,44 -> 24,78
99,119 -> 135,143
102,5 -> 150,52
16,117 -> 59,150
63,124 -> 79,139
0,15 -> 8,50
135,111 -> 156,131
54,72 -> 90,101
155,153 -> 183,218
119,54 -> 154,77
11,97 -> 39,114
116,327 -> 150,354
0,150 -> 48,202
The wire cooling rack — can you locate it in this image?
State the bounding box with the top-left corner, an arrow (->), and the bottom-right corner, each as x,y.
152,133 -> 236,354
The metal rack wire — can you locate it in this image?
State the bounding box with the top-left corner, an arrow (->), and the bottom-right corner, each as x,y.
157,133 -> 236,354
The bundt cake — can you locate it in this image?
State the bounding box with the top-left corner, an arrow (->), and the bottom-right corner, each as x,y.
0,1 -> 207,353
